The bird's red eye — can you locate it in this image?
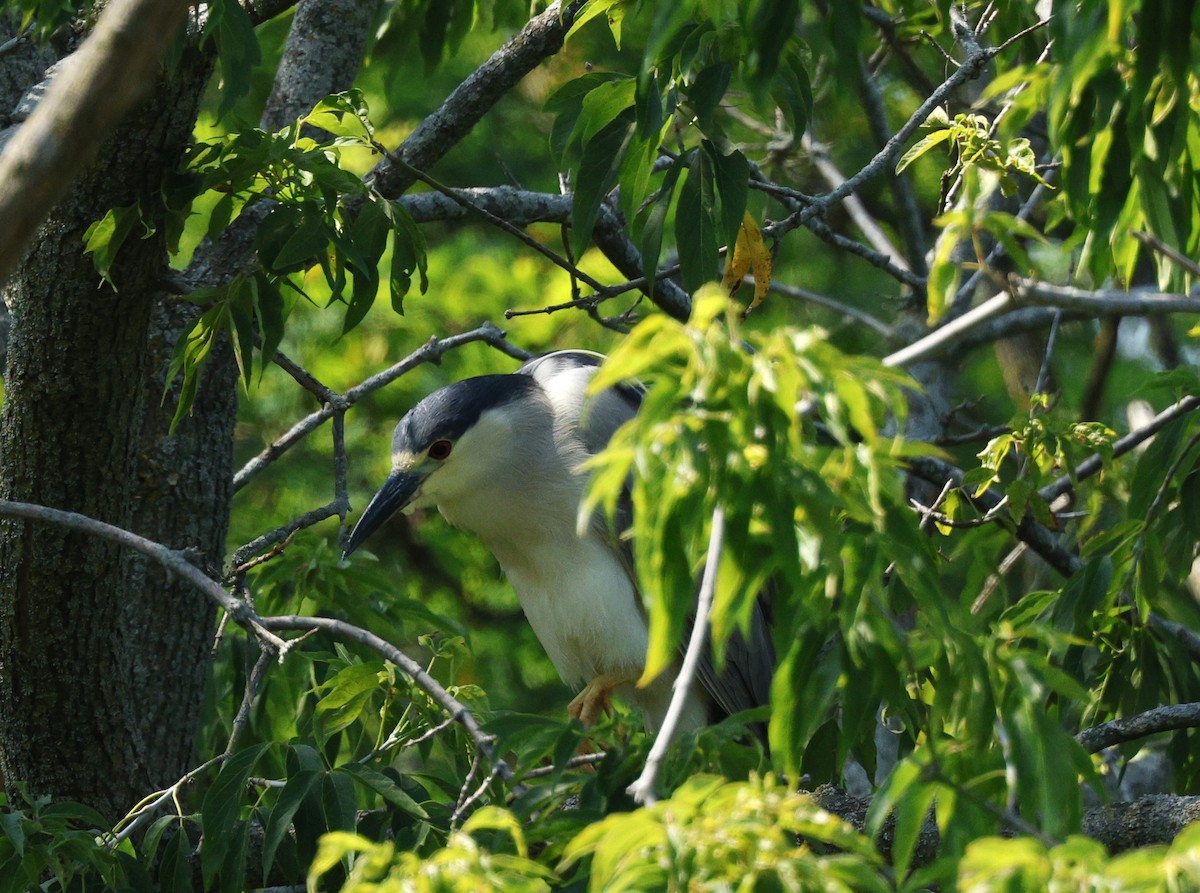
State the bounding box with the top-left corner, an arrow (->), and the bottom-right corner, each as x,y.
427,439 -> 453,460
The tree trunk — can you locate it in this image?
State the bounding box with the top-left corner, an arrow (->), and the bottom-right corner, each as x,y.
0,49 -> 226,819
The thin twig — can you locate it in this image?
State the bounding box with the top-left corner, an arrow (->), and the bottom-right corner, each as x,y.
228,500 -> 347,570
520,752 -> 609,779
273,350 -> 346,408
757,278 -> 897,339
1133,230 -> 1200,278
452,763 -> 503,825
801,132 -> 913,275
105,754 -> 227,850
226,647 -> 276,755
627,505 -> 726,805
1034,310 -> 1062,396
386,155 -> 610,295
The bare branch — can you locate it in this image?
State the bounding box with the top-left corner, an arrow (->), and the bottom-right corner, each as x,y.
802,133 -> 912,274
389,159 -> 609,294
402,186 -> 691,319
884,292 -> 1015,367
788,17 -> 1007,231
229,500 -> 347,570
0,499 -> 287,651
1147,613 -> 1200,665
226,648 -> 275,755
0,498 -> 516,785
1079,703 -> 1200,753
370,0 -> 585,199
1015,279 -> 1200,316
628,505 -> 725,806
1133,230 -> 1200,278
760,279 -> 898,339
0,0 -> 189,282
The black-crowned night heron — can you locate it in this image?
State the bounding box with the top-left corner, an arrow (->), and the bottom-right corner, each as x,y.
344,350 -> 773,735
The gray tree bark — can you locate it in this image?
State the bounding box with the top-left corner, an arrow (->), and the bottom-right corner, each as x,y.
0,0 -> 380,820
0,45 -> 218,817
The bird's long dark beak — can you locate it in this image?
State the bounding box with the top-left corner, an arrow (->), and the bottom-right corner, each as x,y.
342,470 -> 425,559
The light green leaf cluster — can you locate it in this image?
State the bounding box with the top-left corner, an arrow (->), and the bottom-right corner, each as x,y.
311,807 -> 556,893
561,773 -> 887,892
958,825 -> 1200,892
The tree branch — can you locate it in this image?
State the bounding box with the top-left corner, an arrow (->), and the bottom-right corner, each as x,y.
0,498 -> 516,786
812,784 -> 1200,859
1079,703 -> 1200,753
1037,395 -> 1200,504
369,0 -> 585,199
1014,279 -> 1200,316
0,0 -> 189,282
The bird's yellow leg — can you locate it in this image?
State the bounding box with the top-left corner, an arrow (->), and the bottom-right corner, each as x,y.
567,672 -> 635,727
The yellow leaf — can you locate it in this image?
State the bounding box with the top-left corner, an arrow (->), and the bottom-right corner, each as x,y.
721,212 -> 774,314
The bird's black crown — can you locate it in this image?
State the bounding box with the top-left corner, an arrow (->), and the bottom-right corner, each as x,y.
392,374 -> 537,454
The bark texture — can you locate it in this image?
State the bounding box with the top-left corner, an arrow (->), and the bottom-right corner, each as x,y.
0,48 -> 217,818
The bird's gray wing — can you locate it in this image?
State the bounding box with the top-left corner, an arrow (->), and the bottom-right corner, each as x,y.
691,583 -> 775,742
516,349 -> 644,454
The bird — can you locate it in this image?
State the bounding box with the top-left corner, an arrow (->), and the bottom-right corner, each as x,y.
343,349 -> 773,737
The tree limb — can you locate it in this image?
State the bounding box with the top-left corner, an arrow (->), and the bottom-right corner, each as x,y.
369,0 -> 585,200
1078,703 -> 1200,754
0,0 -> 189,282
0,498 -> 516,786
811,784 -> 1200,860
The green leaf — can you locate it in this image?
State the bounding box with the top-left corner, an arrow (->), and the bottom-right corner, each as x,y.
676,148 -> 719,292
201,745 -> 268,888
313,662 -> 384,743
574,77 -> 636,148
570,112 -> 634,257
896,129 -> 954,173
638,152 -> 686,289
159,824 -> 194,893
322,768 -> 358,832
217,819 -> 250,893
0,812 -> 23,858
262,769 -> 322,881
82,203 -> 144,288
706,142 -> 749,253
205,0 -> 262,119
336,762 -> 428,818
685,63 -> 732,132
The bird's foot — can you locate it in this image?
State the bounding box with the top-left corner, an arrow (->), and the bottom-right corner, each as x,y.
567,672 -> 634,727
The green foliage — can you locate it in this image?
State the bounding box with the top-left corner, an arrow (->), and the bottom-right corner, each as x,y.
561,774 -> 888,891
28,0 -> 1200,888
156,91 -> 429,425
0,786 -> 123,892
552,0 -> 809,270
311,808 -> 556,892
957,825 -> 1200,892
7,0 -> 92,41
